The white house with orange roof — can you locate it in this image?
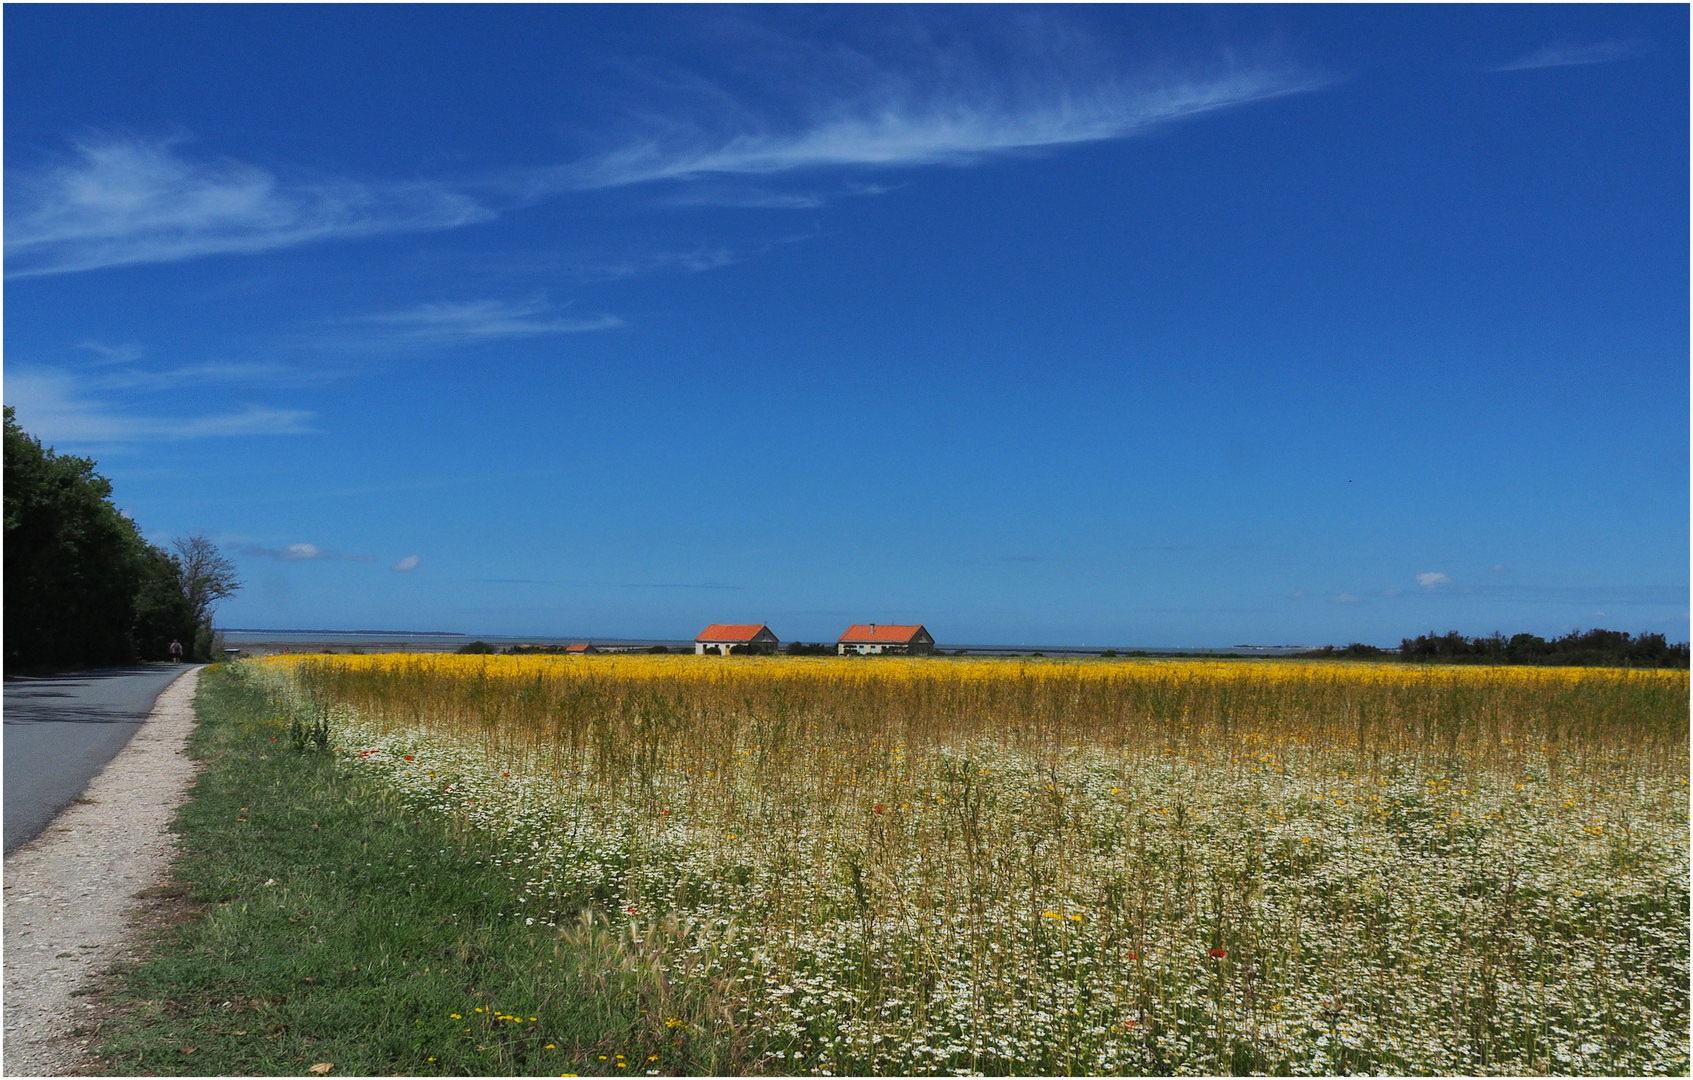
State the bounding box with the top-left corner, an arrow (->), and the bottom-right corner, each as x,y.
694,623 -> 780,656
837,623 -> 935,656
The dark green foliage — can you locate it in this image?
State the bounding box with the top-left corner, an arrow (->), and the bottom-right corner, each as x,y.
3,407 -> 226,671
1400,629 -> 1689,668
646,644 -> 670,654
5,406 -> 149,670
1300,642 -> 1389,659
456,640 -> 498,654
784,641 -> 833,656
133,545 -> 200,663
287,708 -> 332,754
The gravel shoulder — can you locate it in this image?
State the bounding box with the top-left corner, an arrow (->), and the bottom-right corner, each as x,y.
3,666 -> 202,1076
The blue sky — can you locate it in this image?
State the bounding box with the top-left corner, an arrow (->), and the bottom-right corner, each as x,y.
5,5 -> 1686,646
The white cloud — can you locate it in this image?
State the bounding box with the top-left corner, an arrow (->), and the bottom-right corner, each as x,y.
1416,572 -> 1452,588
1490,564 -> 1511,573
1491,42 -> 1642,72
391,555 -> 422,572
341,299 -> 622,348
93,360 -> 328,393
240,542 -> 375,563
5,33 -> 1324,277
1334,593 -> 1360,604
78,340 -> 147,365
556,65 -> 1323,191
5,136 -> 493,277
4,370 -> 313,443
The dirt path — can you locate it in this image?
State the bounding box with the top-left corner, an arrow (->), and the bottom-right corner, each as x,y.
3,666 -> 202,1076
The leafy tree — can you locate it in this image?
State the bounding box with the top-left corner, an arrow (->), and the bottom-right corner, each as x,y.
3,408 -> 237,671
4,406 -> 150,670
1399,628 -> 1688,668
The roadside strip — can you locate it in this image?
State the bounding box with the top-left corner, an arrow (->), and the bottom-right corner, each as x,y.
3,666 -> 202,1076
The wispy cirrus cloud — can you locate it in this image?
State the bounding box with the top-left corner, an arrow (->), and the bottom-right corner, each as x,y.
4,370 -> 314,443
391,555 -> 422,572
334,298 -> 622,349
240,542 -> 375,563
1490,41 -> 1643,72
5,136 -> 493,277
7,26 -> 1326,277
77,340 -> 148,365
1416,571 -> 1452,588
551,65 -> 1326,191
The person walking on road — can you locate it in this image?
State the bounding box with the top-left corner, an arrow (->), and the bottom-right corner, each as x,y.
168,639 -> 184,663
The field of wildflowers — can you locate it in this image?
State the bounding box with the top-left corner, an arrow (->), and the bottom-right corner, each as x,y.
240,655 -> 1689,1075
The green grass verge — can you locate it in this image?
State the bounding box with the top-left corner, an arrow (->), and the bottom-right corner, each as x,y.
98,666 -> 705,1077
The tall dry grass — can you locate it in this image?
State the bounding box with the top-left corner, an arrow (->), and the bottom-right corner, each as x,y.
248,655 -> 1689,1075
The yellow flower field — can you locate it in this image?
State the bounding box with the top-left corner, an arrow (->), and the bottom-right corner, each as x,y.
244,654 -> 1689,1075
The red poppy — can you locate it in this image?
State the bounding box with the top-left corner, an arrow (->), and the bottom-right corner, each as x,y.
502,772 -> 510,778
873,804 -> 885,814
626,906 -> 638,915
1209,947 -> 1227,959
1127,953 -> 1139,961
1123,1019 -> 1137,1029
404,755 -> 414,761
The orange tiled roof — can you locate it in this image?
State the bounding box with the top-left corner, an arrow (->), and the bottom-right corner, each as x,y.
838,624 -> 928,643
564,643 -> 593,653
695,624 -> 772,642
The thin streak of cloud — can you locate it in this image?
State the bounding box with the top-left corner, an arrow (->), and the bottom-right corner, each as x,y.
553,67 -> 1326,191
4,371 -> 313,443
337,298 -> 622,348
466,578 -> 746,590
610,581 -> 745,591
391,555 -> 422,572
5,136 -> 493,277
240,542 -> 375,563
662,187 -> 827,209
1490,41 -> 1643,72
659,180 -> 898,210
94,360 -> 331,392
1333,593 -> 1361,604
77,340 -> 147,365
1416,571 -> 1452,588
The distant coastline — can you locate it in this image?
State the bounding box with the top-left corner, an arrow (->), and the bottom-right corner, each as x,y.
217,628 -> 1312,657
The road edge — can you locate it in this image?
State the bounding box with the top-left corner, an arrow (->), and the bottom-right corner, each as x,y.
2,665 -> 204,1076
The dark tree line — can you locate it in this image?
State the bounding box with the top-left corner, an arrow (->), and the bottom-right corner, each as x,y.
1398,628 -> 1688,668
4,407 -> 240,672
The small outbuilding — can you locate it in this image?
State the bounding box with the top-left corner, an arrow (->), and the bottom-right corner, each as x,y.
837,624 -> 935,656
695,624 -> 780,656
564,643 -> 598,655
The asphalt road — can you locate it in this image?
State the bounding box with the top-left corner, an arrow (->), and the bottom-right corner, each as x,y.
3,665 -> 198,855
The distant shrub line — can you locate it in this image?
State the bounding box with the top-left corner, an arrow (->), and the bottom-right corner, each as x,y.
1303,628 -> 1689,669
